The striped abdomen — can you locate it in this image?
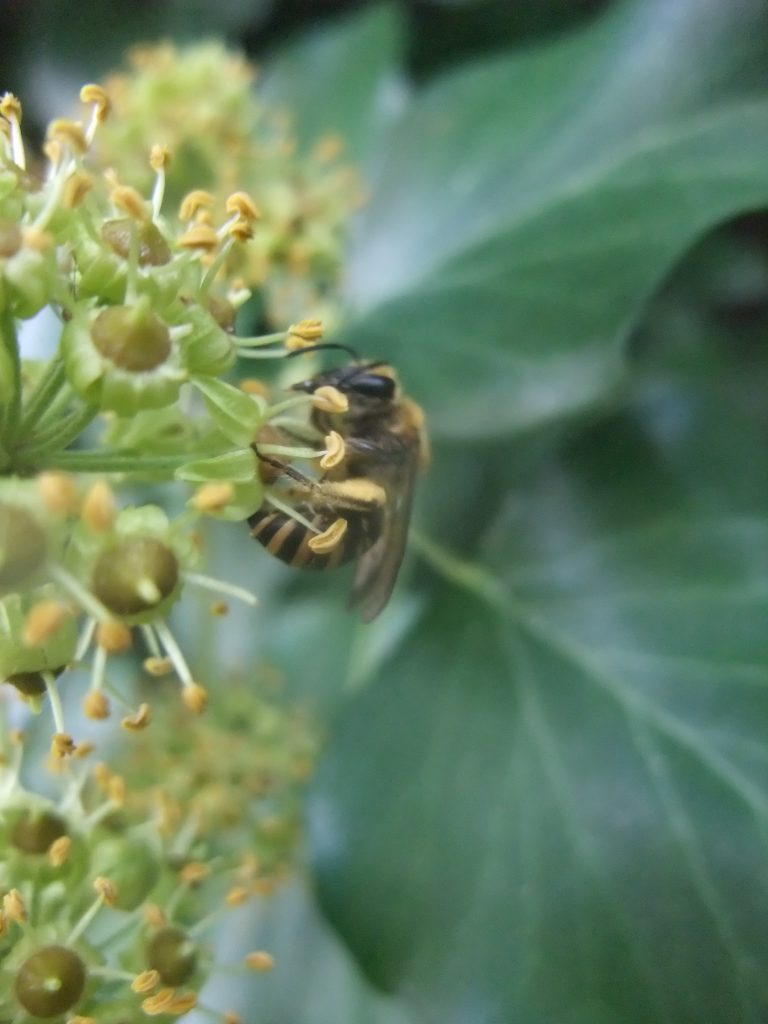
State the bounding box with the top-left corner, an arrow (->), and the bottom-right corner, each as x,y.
248,504 -> 381,570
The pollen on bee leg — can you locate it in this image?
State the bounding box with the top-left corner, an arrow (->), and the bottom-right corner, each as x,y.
312,385 -> 348,414
320,430 -> 345,469
308,517 -> 347,554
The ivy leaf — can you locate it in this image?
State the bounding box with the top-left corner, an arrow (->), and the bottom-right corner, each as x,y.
341,0 -> 768,438
310,366 -> 768,1023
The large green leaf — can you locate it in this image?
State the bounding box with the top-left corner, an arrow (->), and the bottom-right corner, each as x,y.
309,358 -> 768,1022
341,0 -> 768,438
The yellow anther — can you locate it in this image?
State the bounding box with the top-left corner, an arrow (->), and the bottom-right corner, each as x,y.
131,969 -> 161,994
73,741 -> 95,759
226,216 -> 254,242
312,385 -> 348,414
37,470 -> 79,515
94,875 -> 119,906
210,600 -> 228,616
223,1014 -> 243,1024
144,655 -> 173,677
180,861 -> 211,886
225,886 -> 250,907
83,690 -> 110,721
191,482 -> 235,513
181,682 -> 209,714
143,903 -> 167,928
308,517 -> 347,554
320,430 -> 345,469
166,991 -> 198,1014
81,480 -> 116,531
43,139 -> 61,166
149,143 -> 171,171
286,318 -> 323,349
245,950 -> 275,972
0,93 -> 21,122
312,134 -> 344,162
80,83 -> 111,122
48,835 -> 71,867
96,619 -> 132,653
141,988 -> 175,1015
3,888 -> 27,923
226,191 -> 261,223
47,118 -> 88,154
240,378 -> 269,398
51,732 -> 75,758
111,184 -> 147,220
179,189 -> 215,221
22,600 -> 72,647
178,224 -> 219,252
21,227 -> 54,252
62,170 -> 94,209
121,702 -> 151,731
108,774 -> 126,807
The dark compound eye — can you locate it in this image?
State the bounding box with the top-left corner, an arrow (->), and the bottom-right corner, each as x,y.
348,373 -> 395,399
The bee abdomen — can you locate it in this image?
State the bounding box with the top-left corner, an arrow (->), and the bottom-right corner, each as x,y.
248,506 -> 373,570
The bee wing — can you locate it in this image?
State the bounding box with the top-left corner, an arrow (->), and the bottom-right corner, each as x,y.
350,442 -> 420,623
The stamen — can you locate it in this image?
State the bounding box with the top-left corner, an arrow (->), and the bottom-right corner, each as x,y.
183,571 -> 259,607
1,92 -> 25,168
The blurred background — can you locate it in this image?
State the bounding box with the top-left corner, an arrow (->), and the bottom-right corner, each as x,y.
7,1 -> 768,1022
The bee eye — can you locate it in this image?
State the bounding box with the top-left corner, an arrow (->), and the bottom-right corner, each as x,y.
349,374 -> 395,399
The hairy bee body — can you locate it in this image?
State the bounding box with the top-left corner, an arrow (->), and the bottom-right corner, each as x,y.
251,358 -> 427,621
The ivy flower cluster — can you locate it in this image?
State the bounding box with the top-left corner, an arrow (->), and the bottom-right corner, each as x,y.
0,69 -> 345,1022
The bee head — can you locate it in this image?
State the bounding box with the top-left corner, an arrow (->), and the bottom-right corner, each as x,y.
292,362 -> 398,413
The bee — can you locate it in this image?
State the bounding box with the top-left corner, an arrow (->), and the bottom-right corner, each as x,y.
248,350 -> 428,622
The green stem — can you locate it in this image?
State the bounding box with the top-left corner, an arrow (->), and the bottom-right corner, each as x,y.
31,449 -> 195,474
0,302 -> 21,451
18,355 -> 67,435
19,402 -> 98,459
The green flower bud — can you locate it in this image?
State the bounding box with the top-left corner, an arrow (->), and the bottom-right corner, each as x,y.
91,536 -> 179,618
14,945 -> 86,1017
0,219 -> 22,257
3,246 -> 57,319
89,834 -> 161,911
91,305 -> 171,372
146,926 -> 198,986
0,502 -> 47,589
102,217 -> 171,266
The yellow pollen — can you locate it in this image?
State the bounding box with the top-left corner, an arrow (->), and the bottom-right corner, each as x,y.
74,740 -> 95,759
308,517 -> 347,554
223,1014 -> 243,1024
245,950 -> 275,972
108,774 -> 126,807
144,903 -> 167,928
225,886 -> 250,907
111,184 -> 148,220
179,189 -> 215,221
94,875 -> 119,906
144,655 -> 173,677
320,430 -> 346,469
22,227 -> 54,252
240,378 -> 269,398
226,216 -> 254,242
47,118 -> 88,154
191,482 -> 234,513
96,618 -> 132,653
121,702 -> 152,731
51,732 -> 76,758
178,223 -> 219,252
181,682 -> 208,715
80,83 -> 111,122
166,991 -> 198,1014
37,470 -> 79,516
132,969 -> 161,994
149,143 -> 172,171
210,600 -> 229,616
0,92 -> 21,122
48,835 -> 72,867
142,988 -> 176,1015
180,861 -> 211,886
3,888 -> 27,924
312,385 -> 348,414
286,318 -> 323,348
225,191 -> 261,222
81,480 -> 116,531
62,170 -> 94,209
23,600 -> 73,647
43,139 -> 61,166
83,690 -> 111,721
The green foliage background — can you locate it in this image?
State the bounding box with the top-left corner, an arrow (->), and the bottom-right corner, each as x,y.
9,1 -> 768,1021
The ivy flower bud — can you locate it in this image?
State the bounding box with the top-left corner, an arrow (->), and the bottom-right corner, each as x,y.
91,536 -> 179,620
0,502 -> 47,589
14,945 -> 87,1017
62,300 -> 185,414
102,217 -> 171,266
146,926 -> 199,986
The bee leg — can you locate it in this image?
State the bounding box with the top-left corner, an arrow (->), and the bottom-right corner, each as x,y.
254,448 -> 317,488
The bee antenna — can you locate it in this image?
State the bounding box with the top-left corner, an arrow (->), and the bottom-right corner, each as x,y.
285,342 -> 361,361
